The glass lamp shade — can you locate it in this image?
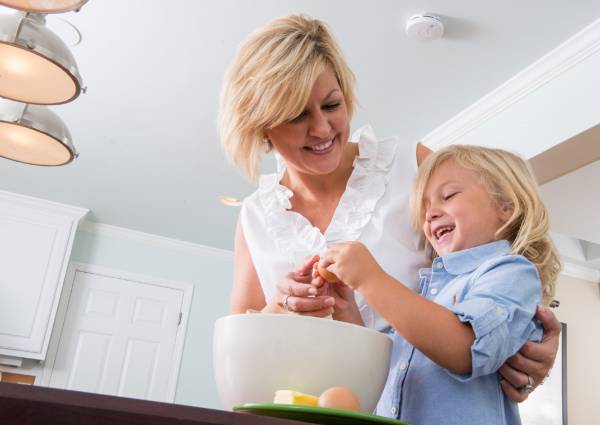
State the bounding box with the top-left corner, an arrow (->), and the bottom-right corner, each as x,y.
0,13 -> 83,104
0,0 -> 87,13
0,98 -> 76,165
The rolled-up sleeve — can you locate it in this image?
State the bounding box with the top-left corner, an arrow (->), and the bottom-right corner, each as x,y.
446,256 -> 543,381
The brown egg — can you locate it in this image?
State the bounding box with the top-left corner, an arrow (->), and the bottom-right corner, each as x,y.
317,265 -> 339,283
318,386 -> 361,412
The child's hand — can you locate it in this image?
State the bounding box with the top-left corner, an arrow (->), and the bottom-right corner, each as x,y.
317,242 -> 385,290
311,267 -> 354,305
311,262 -> 364,325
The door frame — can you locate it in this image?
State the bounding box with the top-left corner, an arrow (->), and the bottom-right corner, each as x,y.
38,262 -> 194,403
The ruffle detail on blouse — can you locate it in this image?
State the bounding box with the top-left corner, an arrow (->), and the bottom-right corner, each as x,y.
258,125 -> 399,265
325,125 -> 399,243
257,172 -> 328,265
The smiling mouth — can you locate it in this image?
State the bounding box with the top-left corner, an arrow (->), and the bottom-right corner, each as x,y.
305,138 -> 335,153
434,225 -> 455,241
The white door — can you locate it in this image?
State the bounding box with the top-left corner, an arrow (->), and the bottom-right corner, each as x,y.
48,269 -> 185,401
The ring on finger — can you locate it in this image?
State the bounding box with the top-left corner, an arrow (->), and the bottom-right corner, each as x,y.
283,294 -> 292,312
519,374 -> 535,394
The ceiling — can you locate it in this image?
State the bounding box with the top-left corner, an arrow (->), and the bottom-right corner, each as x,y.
1,0 -> 600,251
541,159 -> 600,270
531,124 -> 600,276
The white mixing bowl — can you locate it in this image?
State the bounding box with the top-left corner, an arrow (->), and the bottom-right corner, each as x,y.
213,313 -> 392,412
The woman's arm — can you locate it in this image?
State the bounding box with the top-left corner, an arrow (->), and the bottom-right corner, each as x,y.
416,142 -> 432,166
499,306 -> 561,401
230,215 -> 269,314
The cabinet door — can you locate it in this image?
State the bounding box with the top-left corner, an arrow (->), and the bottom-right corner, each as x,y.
0,191 -> 87,359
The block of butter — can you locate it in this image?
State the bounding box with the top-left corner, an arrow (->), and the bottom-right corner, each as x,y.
273,390 -> 319,406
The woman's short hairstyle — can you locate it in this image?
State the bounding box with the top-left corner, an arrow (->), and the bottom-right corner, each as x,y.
218,14 -> 357,181
410,145 -> 561,306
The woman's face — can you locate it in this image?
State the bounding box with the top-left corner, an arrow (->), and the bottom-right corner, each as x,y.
265,68 -> 350,177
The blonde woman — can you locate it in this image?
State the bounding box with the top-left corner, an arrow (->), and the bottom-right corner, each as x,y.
316,145 -> 561,423
219,14 -> 559,403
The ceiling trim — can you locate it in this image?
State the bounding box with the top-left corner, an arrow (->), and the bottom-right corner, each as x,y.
561,261 -> 600,284
0,189 -> 88,219
78,221 -> 234,260
422,17 -> 600,150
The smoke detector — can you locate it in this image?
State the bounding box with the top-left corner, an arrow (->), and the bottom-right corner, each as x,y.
406,14 -> 444,41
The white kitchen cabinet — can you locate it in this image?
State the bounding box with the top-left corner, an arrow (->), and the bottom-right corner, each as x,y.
0,190 -> 87,360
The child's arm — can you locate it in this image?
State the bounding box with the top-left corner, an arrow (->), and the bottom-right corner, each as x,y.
362,271 -> 475,373
320,242 -> 542,378
319,242 -> 474,374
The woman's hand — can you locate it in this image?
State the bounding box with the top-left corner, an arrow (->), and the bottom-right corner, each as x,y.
269,255 -> 335,317
499,306 -> 561,402
318,242 -> 385,290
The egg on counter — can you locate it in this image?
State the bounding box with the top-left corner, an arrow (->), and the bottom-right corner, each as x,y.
317,386 -> 360,412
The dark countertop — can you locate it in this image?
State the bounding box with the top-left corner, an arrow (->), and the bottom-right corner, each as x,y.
0,382 -> 303,425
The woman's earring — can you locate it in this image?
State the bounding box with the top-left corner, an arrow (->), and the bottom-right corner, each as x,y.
264,138 -> 272,152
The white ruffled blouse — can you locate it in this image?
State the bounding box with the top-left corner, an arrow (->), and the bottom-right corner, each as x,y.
240,125 -> 428,330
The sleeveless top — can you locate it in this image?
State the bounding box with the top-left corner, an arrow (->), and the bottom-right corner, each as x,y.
240,125 -> 429,330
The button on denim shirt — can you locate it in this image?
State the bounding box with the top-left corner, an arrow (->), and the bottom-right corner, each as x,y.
376,240 -> 543,425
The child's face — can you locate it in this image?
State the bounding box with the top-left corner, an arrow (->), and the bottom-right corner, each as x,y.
422,159 -> 508,256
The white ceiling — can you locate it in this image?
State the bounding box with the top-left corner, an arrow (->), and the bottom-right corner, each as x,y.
1,0 -> 600,251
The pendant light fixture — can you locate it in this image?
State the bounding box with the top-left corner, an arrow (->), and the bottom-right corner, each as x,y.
0,0 -> 87,13
0,0 -> 86,166
0,97 -> 76,165
0,11 -> 83,105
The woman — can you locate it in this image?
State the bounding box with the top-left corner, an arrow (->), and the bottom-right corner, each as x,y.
218,14 -> 559,402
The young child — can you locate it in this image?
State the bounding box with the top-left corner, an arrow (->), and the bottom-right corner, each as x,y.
315,145 -> 561,425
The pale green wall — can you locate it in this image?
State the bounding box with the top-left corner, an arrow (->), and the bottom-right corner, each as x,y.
70,226 -> 233,409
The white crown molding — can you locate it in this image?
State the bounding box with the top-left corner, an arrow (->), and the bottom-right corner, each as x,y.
0,189 -> 88,219
422,17 -> 600,149
78,220 -> 234,260
560,261 -> 600,284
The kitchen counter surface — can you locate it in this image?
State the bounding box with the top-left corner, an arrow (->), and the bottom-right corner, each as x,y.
0,382 -> 304,425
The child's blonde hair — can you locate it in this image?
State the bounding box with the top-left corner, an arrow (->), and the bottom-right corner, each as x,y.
218,14 -> 357,181
411,145 -> 561,306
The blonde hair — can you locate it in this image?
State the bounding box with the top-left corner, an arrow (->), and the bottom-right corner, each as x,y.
218,14 -> 357,180
410,145 -> 561,306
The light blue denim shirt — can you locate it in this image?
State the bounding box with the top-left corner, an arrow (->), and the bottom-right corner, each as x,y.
376,240 -> 543,425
